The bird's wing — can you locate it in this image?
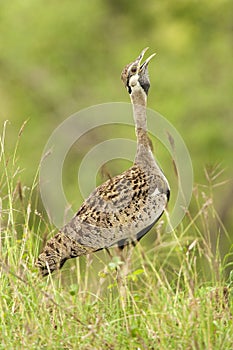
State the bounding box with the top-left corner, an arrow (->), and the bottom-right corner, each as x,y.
62,164 -> 168,249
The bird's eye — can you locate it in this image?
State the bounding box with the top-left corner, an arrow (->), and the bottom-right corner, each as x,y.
130,66 -> 137,74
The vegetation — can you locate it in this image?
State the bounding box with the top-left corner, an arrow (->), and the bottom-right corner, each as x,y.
1,116 -> 233,349
0,1 -> 232,348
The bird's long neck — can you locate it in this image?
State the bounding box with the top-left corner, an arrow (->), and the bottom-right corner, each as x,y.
130,87 -> 152,165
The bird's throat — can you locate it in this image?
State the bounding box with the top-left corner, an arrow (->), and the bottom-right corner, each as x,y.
131,91 -> 150,148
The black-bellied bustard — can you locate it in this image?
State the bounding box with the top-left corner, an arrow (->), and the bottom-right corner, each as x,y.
36,48 -> 170,276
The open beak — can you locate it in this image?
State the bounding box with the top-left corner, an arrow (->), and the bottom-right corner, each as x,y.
134,47 -> 156,73
140,53 -> 156,72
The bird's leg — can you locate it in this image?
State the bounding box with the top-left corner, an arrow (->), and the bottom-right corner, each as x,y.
116,243 -> 133,332
105,247 -> 113,259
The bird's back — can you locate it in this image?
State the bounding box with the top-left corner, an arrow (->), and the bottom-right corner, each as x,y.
62,163 -> 169,250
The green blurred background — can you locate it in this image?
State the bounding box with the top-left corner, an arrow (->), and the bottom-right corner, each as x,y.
0,0 -> 232,232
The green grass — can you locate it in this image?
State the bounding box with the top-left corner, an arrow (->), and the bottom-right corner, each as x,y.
0,124 -> 233,349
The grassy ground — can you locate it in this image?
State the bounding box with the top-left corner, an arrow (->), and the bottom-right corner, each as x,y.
0,126 -> 233,349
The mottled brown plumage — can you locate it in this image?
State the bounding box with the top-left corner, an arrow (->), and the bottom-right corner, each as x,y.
36,48 -> 170,276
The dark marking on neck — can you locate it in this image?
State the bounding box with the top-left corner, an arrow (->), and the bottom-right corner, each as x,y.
138,77 -> 150,95
126,76 -> 132,94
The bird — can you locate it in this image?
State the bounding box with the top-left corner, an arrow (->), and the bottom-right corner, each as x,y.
36,48 -> 170,276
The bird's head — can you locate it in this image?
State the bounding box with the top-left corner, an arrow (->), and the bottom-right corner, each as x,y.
121,47 -> 156,95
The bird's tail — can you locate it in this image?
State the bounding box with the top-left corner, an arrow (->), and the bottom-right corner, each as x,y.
35,232 -> 94,276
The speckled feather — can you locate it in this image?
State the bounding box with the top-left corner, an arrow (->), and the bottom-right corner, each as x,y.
62,164 -> 168,247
